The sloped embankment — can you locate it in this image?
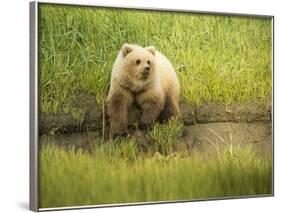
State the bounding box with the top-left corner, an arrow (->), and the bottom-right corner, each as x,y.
39,94 -> 272,134
39,95 -> 272,156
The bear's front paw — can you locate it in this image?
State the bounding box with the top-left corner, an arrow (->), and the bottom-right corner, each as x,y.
112,131 -> 129,139
139,122 -> 152,131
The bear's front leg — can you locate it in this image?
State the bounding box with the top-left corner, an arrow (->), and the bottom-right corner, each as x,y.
106,90 -> 132,137
137,89 -> 165,130
139,100 -> 164,130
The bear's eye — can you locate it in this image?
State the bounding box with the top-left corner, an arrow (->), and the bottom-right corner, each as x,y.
136,59 -> 141,65
147,60 -> 150,65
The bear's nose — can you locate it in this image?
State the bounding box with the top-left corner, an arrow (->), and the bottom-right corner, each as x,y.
143,66 -> 150,75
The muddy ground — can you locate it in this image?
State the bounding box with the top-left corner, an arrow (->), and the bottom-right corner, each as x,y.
39,95 -> 272,157
40,121 -> 272,157
39,94 -> 272,134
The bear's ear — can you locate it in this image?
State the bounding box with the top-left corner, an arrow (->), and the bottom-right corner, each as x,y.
121,43 -> 133,57
145,46 -> 156,55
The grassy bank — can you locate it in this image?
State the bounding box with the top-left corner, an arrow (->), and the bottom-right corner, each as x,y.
39,4 -> 272,119
39,141 -> 272,208
38,4 -> 272,209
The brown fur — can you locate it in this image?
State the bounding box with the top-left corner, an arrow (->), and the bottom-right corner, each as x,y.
158,93 -> 181,123
106,44 -> 180,136
106,87 -> 133,135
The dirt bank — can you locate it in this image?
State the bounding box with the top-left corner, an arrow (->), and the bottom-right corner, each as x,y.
39,94 -> 271,134
41,121 -> 272,158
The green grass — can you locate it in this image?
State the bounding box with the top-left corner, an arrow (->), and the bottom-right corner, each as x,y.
39,118 -> 272,208
39,142 -> 272,208
39,4 -> 272,119
149,118 -> 183,155
38,5 -> 272,208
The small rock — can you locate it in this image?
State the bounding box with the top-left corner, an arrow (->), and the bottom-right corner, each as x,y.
180,102 -> 196,125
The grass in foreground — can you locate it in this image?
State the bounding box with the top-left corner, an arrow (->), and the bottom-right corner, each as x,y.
39,4 -> 272,119
39,141 -> 272,208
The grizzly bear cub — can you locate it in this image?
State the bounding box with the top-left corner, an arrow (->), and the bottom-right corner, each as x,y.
106,43 -> 180,136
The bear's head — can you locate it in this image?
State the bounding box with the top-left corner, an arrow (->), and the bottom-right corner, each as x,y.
120,43 -> 156,82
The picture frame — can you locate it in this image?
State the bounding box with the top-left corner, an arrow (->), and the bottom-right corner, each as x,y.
30,1 -> 274,211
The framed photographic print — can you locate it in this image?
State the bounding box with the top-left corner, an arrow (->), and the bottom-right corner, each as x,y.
30,1 -> 274,211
